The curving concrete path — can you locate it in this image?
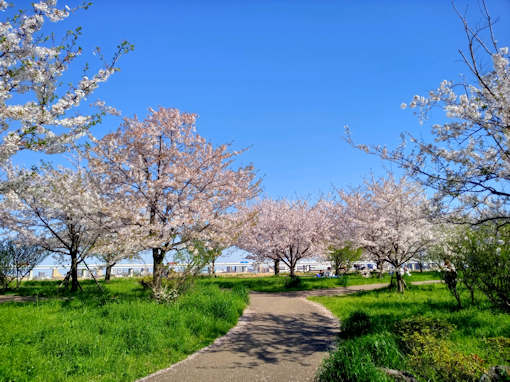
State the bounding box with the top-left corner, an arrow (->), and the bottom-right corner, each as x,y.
138,282 -> 399,382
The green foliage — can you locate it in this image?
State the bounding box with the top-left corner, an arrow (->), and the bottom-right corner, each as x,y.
312,284 -> 510,382
484,337 -> 510,364
327,243 -> 363,276
316,332 -> 404,382
406,331 -> 486,382
395,316 -> 454,351
0,279 -> 248,382
440,224 -> 510,311
284,276 -> 303,289
231,284 -> 249,305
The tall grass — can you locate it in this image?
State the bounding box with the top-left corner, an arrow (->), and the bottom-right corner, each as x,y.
311,284 -> 510,382
0,279 -> 248,381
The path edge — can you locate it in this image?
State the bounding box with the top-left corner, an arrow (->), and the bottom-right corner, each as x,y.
136,304 -> 255,382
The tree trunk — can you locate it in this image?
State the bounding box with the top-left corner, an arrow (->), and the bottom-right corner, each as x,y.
334,261 -> 340,276
70,251 -> 79,293
209,258 -> 216,277
289,263 -> 296,278
152,248 -> 165,290
376,260 -> 384,278
274,259 -> 280,276
105,263 -> 115,282
395,270 -> 405,293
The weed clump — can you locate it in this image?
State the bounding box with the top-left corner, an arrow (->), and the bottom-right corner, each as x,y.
284,276 -> 302,289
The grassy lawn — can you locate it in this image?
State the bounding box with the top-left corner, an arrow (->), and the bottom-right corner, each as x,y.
198,271 -> 441,293
0,279 -> 249,382
310,284 -> 510,381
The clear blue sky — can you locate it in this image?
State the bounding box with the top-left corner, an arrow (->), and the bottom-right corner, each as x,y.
13,0 -> 510,199
12,0 -> 510,265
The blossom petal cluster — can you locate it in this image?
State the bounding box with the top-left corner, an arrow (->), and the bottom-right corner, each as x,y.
0,1 -> 130,163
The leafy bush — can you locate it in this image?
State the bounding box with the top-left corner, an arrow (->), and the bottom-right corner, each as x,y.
406,331 -> 486,382
395,316 -> 454,351
484,337 -> 510,364
438,224 -> 510,311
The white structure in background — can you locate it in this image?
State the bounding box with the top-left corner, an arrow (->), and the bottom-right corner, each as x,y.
27,259 -> 433,280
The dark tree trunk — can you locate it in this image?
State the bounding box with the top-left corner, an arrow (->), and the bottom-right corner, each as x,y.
274,259 -> 280,276
376,260 -> 384,278
152,248 -> 165,290
105,263 -> 115,282
289,263 -> 296,278
334,261 -> 340,276
209,258 -> 216,277
70,251 -> 79,293
395,270 -> 405,293
444,268 -> 461,309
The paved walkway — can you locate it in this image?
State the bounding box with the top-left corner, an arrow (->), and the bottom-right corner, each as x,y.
139,281 -> 435,382
0,294 -> 38,303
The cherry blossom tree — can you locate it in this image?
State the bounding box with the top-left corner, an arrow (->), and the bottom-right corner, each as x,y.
236,199 -> 284,275
93,235 -> 139,282
338,175 -> 435,292
345,2 -> 510,226
236,198 -> 331,278
86,107 -> 260,292
0,164 -> 108,291
0,1 -> 132,163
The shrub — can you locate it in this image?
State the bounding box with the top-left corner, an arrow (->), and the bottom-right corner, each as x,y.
394,316 -> 486,381
485,337 -> 510,364
395,316 -> 454,351
406,331 -> 486,382
438,224 -> 510,311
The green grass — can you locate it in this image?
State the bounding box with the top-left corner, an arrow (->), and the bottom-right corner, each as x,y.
0,279 -> 249,382
198,271 -> 440,293
310,284 -> 510,381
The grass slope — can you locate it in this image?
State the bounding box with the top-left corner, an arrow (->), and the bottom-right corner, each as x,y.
310,284 -> 510,381
0,279 -> 248,382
